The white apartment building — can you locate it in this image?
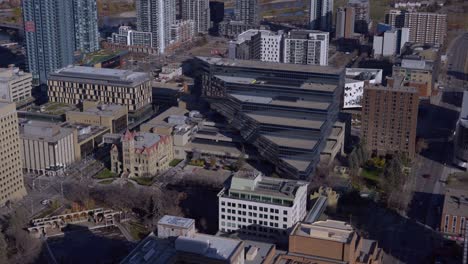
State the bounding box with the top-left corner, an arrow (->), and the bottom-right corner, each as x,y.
373,27 -> 409,57
0,66 -> 33,104
111,26 -> 153,47
283,30 -> 329,66
218,170 -> 308,241
19,120 -> 78,175
136,0 -> 176,54
229,29 -> 282,63
260,32 -> 283,62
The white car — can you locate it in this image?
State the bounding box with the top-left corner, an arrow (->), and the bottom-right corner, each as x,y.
41,199 -> 50,206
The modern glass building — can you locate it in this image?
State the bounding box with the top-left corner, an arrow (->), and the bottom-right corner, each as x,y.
196,57 -> 344,179
22,0 -> 99,84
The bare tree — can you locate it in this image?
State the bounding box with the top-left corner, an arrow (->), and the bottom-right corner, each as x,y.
0,231 -> 8,263
2,206 -> 41,264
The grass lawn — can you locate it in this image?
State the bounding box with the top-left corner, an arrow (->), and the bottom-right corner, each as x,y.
133,177 -> 154,186
127,222 -> 149,241
98,179 -> 115,185
94,168 -> 116,179
169,159 -> 183,167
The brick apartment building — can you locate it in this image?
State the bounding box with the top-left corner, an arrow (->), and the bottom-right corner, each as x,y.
361,77 -> 419,158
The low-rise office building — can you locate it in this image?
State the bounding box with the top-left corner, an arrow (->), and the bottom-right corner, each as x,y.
111,130 -> 173,178
392,56 -> 435,93
66,101 -> 128,133
48,66 -> 152,113
196,56 -> 344,179
281,220 -> 383,264
218,170 -> 308,242
19,120 -> 78,175
121,215 -> 250,264
441,186 -> 468,242
0,66 -> 33,106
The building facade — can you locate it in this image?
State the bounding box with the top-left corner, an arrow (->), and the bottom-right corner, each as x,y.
111,26 -> 153,48
336,6 -> 355,39
309,0 -> 333,31
373,27 -> 409,57
19,120 -> 78,175
385,10 -> 446,46
441,187 -> 468,241
218,170 -> 308,241
22,0 -> 75,84
136,0 -> 176,54
453,92 -> 468,169
0,66 -> 33,104
235,0 -> 260,26
73,0 -> 100,54
392,56 -> 434,91
229,29 -> 283,63
361,78 -> 419,158
283,30 -> 329,66
0,103 -> 27,206
343,68 -> 383,109
197,57 -> 344,179
170,20 -> 196,44
47,66 -> 152,113
347,0 -> 370,34
66,101 -> 128,134
180,0 -> 210,34
111,130 -> 173,178
286,220 -> 383,264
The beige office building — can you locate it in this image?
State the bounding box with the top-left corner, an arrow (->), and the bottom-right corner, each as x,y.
48,66 -> 152,113
66,101 -> 128,133
19,120 -> 78,175
111,130 -> 173,178
0,102 -> 27,206
0,66 -> 33,104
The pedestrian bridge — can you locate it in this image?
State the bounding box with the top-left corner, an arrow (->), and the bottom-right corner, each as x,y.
27,208 -> 123,238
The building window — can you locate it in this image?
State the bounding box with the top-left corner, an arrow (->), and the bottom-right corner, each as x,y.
462,217 -> 466,235
453,216 -> 457,233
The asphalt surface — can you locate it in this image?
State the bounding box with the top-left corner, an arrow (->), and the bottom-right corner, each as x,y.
446,32 -> 468,91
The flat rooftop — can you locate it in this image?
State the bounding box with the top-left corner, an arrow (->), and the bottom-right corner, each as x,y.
281,157 -> 312,172
49,66 -> 149,85
176,234 -> 242,261
158,215 -> 194,229
198,56 -> 343,75
443,188 -> 468,216
246,112 -> 325,130
228,170 -> 308,200
215,75 -> 338,93
19,120 -> 74,142
262,134 -> 318,150
70,104 -> 127,118
292,220 -> 354,243
230,93 -> 331,111
144,107 -> 189,127
122,131 -> 165,150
